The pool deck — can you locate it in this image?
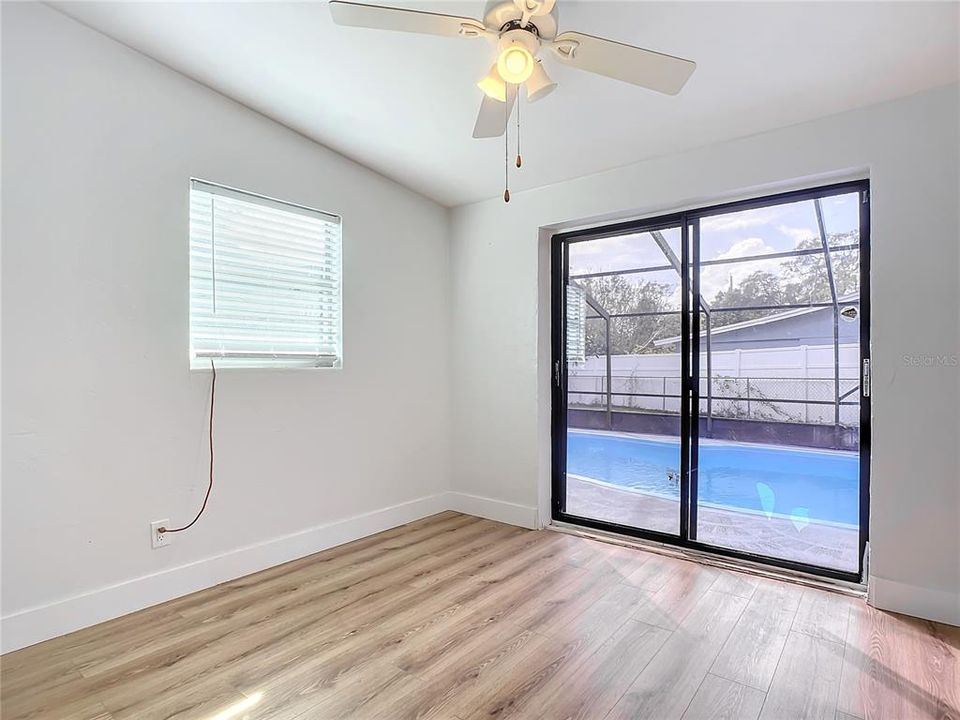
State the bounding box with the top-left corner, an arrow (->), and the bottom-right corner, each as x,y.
566,475 -> 859,572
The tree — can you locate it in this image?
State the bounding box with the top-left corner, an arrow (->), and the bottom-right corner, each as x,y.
575,274 -> 677,356
711,270 -> 784,326
711,230 -> 859,328
782,232 -> 859,301
575,230 -> 860,353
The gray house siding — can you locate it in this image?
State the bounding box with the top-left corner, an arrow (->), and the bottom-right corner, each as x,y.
708,309 -> 859,350
660,306 -> 859,351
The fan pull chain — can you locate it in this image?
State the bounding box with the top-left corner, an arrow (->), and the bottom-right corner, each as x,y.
503,88 -> 511,203
516,88 -> 522,169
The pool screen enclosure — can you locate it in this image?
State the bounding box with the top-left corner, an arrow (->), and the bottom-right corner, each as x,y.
551,180 -> 871,582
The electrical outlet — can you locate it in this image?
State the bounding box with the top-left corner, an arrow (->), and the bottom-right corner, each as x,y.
151,519 -> 171,549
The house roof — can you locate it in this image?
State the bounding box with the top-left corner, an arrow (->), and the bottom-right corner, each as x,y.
653,293 -> 859,347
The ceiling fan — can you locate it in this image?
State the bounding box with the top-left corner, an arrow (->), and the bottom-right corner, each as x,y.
329,0 -> 696,199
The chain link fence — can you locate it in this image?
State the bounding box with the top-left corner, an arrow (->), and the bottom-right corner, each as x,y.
568,374 -> 860,427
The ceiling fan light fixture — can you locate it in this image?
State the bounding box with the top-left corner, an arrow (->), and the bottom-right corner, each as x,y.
525,59 -> 556,102
328,0 -> 698,150
496,43 -> 535,84
477,64 -> 508,102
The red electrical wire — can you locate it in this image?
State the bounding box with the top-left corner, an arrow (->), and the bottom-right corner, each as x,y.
159,360 -> 216,535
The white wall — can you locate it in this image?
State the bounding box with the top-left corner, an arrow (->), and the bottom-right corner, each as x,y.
451,84 -> 960,625
1,4 -> 452,651
3,4 -> 958,656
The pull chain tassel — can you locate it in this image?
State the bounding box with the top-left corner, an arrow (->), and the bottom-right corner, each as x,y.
504,88 -> 510,203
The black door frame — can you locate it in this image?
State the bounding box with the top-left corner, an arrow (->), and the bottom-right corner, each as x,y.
551,179 -> 871,583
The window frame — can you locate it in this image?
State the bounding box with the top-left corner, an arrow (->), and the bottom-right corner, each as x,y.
188,178 -> 343,370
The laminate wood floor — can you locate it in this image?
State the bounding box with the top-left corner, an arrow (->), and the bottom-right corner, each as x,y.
2,512 -> 957,720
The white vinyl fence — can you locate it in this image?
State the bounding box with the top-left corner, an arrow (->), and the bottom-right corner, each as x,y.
569,343 -> 860,426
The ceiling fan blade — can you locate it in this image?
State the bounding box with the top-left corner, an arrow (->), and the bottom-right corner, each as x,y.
549,31 -> 695,95
472,85 -> 518,139
329,1 -> 486,37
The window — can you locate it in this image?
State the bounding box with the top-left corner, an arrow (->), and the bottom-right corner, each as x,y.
566,284 -> 586,365
189,180 -> 342,368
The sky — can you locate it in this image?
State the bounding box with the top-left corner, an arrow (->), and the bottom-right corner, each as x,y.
568,192 -> 859,306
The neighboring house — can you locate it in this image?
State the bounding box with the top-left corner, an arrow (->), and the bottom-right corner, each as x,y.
654,294 -> 860,352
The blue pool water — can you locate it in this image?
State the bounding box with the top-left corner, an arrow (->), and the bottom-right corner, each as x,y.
567,431 -> 859,526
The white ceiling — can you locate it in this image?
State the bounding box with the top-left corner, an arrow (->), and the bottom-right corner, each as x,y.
53,1 -> 959,207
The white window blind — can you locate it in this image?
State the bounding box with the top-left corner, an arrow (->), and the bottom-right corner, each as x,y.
566,284 -> 586,365
189,180 -> 342,368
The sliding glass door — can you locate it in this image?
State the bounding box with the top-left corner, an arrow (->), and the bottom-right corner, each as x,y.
561,224 -> 685,536
552,181 -> 870,581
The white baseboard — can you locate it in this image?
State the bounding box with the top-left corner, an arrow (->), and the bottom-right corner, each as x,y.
446,491 -> 539,529
7,496 -> 957,653
1,492 -> 450,654
868,575 -> 960,626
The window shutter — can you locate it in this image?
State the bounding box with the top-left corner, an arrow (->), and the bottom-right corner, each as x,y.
566,284 -> 586,365
189,180 -> 342,368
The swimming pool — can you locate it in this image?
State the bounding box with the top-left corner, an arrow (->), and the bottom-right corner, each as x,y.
566,430 -> 859,526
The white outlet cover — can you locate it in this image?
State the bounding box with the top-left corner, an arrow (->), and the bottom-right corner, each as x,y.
150,519 -> 171,549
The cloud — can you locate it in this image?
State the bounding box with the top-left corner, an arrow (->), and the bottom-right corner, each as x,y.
714,236 -> 771,261
666,236 -> 782,308
568,231 -> 679,276
699,237 -> 784,302
700,206 -> 786,233
777,224 -> 817,245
